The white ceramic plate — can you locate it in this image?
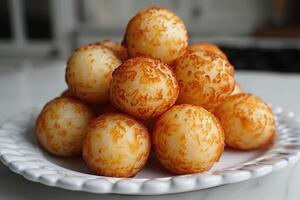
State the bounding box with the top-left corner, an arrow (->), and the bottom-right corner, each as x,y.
0,106 -> 300,195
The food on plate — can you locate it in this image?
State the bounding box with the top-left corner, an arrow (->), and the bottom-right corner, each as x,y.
188,42 -> 227,60
66,44 -> 122,105
83,113 -> 151,177
231,83 -> 243,95
214,93 -> 275,150
33,6 -> 277,178
95,39 -> 129,61
110,57 -> 179,120
123,7 -> 188,64
35,97 -> 94,157
152,104 -> 225,174
174,50 -> 235,110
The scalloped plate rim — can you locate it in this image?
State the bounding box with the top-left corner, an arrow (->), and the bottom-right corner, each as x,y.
0,106 -> 300,195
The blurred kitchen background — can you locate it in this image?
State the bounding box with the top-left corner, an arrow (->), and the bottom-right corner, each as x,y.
0,0 -> 300,71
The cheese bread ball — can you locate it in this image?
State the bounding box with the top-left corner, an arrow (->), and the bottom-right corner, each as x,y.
152,104 -> 225,174
174,50 -> 235,109
66,44 -> 122,104
231,83 -> 243,95
110,57 -> 179,120
123,7 -> 188,64
189,42 -> 227,60
174,50 -> 235,110
214,93 -> 275,150
35,97 -> 94,157
95,40 -> 129,61
83,113 -> 151,177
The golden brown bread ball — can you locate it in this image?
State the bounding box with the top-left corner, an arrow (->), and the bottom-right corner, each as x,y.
123,7 -> 188,64
152,104 -> 225,174
94,39 -> 129,61
189,42 -> 227,60
214,93 -> 275,150
35,97 -> 94,157
174,50 -> 235,110
66,44 -> 122,105
110,57 -> 179,120
82,113 -> 151,177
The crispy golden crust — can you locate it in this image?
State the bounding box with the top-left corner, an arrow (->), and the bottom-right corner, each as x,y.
123,7 -> 188,64
152,104 -> 225,174
66,44 -> 122,104
110,57 -> 179,120
188,42 -> 228,60
35,97 -> 95,157
214,93 -> 276,150
82,113 -> 151,177
94,40 -> 129,61
174,50 -> 235,110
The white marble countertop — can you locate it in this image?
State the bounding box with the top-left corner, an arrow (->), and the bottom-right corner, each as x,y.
0,60 -> 300,200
